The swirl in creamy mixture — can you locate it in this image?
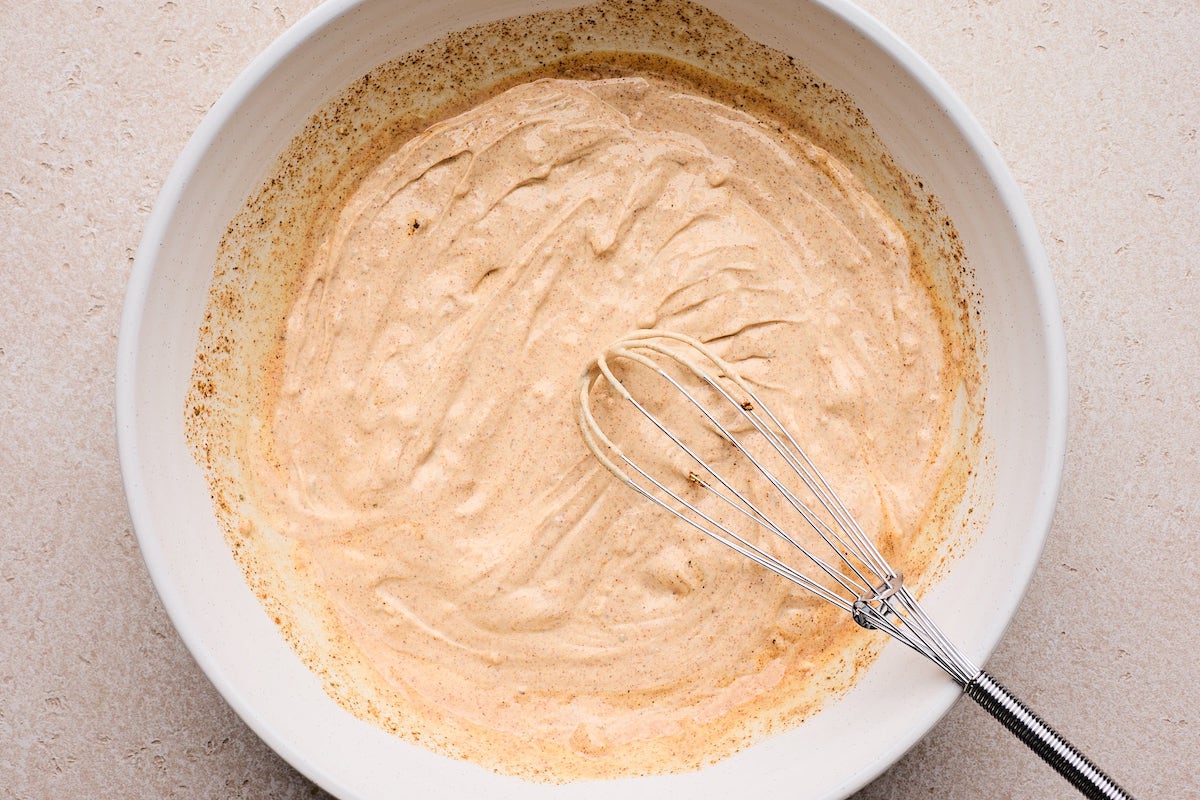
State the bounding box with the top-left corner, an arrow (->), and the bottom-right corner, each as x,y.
237,74 -> 962,768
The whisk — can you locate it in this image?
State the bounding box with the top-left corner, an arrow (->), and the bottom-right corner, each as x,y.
577,329 -> 1132,800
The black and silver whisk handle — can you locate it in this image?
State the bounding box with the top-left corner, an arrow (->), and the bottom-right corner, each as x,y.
964,671 -> 1134,800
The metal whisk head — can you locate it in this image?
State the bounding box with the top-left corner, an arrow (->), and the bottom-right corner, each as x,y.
577,329 -> 978,685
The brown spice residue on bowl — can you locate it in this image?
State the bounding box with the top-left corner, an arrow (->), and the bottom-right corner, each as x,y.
185,0 -> 983,782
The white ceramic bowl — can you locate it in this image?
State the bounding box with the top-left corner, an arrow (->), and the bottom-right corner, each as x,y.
116,1 -> 1065,797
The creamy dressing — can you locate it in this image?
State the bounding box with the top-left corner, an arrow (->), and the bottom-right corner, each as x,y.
253,75 -> 952,758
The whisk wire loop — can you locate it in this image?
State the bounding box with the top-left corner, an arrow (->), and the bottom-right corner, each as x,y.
581,331 -> 910,615
594,333 -> 885,599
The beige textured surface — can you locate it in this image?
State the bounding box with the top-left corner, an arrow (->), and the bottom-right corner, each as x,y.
1,1 -> 1195,797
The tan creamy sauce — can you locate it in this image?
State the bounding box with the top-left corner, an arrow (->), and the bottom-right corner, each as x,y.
188,0 -> 982,781
259,74 -> 950,752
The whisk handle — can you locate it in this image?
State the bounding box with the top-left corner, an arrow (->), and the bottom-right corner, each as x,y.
965,671 -> 1134,799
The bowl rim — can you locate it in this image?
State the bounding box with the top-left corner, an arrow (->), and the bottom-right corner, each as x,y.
116,0 -> 1067,796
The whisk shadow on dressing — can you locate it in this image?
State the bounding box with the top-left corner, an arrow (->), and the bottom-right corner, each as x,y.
184,0 -> 984,782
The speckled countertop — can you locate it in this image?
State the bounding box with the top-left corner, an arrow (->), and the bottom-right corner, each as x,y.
2,1 -> 1196,797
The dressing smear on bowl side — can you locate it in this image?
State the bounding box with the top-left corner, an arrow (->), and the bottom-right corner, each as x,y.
185,0 -> 983,781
